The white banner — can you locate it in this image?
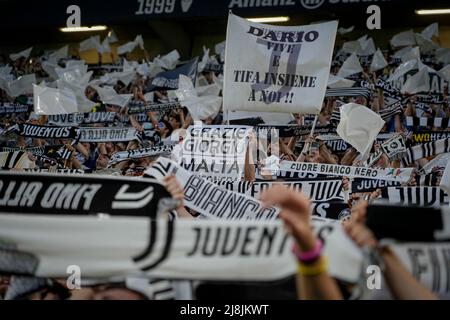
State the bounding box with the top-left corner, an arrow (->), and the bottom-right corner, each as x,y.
179,125 -> 252,181
223,13 -> 337,114
279,161 -> 414,183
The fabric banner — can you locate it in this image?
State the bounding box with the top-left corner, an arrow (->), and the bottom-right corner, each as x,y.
381,186 -> 449,208
0,104 -> 31,114
108,145 -> 174,166
401,138 -> 450,166
0,215 -> 363,283
330,102 -> 402,125
127,101 -> 180,114
7,124 -> 79,139
351,178 -> 401,193
214,178 -> 344,203
223,13 -> 337,114
179,125 -> 252,181
79,127 -> 138,142
47,112 -> 117,126
0,171 -> 171,216
280,161 -> 414,183
145,158 -> 279,220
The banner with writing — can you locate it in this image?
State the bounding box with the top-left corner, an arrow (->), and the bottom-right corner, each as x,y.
223,13 -> 337,114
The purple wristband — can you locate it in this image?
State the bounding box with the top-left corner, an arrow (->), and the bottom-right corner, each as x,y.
291,240 -> 323,263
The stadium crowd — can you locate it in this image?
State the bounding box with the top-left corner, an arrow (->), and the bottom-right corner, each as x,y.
0,21 -> 449,300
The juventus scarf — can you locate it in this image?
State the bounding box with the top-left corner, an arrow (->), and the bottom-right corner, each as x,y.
47,112 -> 117,126
351,178 -> 401,193
1,145 -> 73,161
108,145 -> 174,166
0,171 -> 171,216
375,78 -> 403,100
145,158 -> 279,220
3,213 -> 448,292
325,87 -> 371,100
415,94 -> 446,105
381,186 -> 449,208
280,161 -> 414,183
257,124 -> 336,137
401,138 -> 450,166
330,103 -> 403,124
128,101 -> 180,114
8,124 -> 79,139
0,215 -> 363,283
23,168 -> 84,174
213,179 -> 345,203
0,104 -> 31,114
406,116 -> 450,129
79,127 -> 138,142
0,151 -> 29,169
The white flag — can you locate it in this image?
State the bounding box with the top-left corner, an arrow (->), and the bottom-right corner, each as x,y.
421,23 -> 439,40
93,85 -> 132,108
223,13 -> 337,114
327,74 -> 355,88
33,84 -> 78,115
47,46 -> 68,64
337,103 -> 385,158
3,74 -> 36,97
9,47 -> 33,61
401,68 -> 430,94
337,53 -> 363,78
79,36 -> 102,52
370,49 -> 388,72
438,65 -> 450,82
390,29 -> 416,47
117,41 -> 138,55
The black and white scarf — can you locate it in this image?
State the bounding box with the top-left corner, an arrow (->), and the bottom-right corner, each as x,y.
331,102 -> 403,124
127,101 -> 180,114
325,87 -> 371,100
6,124 -> 80,139
0,104 -> 31,115
0,151 -> 28,169
257,124 -> 336,137
401,138 -> 450,166
108,145 -> 174,166
47,112 -> 117,126
406,117 -> 450,129
1,145 -> 73,161
79,127 -> 138,142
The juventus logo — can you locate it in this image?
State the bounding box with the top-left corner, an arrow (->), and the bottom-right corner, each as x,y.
132,199 -> 177,271
112,185 -> 154,209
